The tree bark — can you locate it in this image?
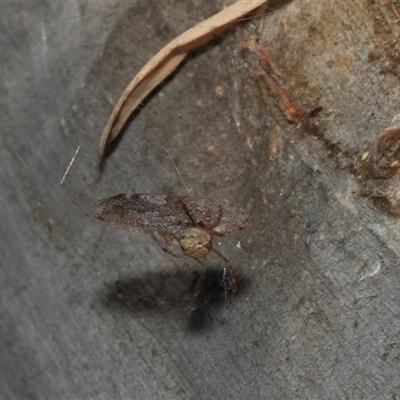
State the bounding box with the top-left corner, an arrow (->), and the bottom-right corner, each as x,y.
2,1 -> 400,398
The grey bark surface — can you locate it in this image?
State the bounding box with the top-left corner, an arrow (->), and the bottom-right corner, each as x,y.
2,1 -> 400,399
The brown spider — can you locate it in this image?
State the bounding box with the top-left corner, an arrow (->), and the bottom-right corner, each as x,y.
95,193 -> 250,298
155,201 -> 240,296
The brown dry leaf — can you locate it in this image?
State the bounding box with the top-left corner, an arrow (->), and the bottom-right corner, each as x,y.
99,0 -> 268,156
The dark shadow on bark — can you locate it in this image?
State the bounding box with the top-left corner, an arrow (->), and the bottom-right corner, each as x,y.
101,266 -> 249,333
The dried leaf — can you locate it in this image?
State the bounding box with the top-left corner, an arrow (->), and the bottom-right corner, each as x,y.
99,0 -> 268,156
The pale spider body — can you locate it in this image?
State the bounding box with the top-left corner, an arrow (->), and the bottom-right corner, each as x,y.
180,227 -> 212,259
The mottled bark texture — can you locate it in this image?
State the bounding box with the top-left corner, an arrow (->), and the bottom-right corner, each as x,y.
2,1 -> 400,399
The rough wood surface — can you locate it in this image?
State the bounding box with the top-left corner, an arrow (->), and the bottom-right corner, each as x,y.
2,1 -> 400,398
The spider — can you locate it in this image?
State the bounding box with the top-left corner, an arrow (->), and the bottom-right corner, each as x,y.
155,201 -> 239,296
95,193 -> 250,298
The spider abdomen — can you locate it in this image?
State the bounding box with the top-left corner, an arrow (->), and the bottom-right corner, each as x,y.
179,227 -> 212,259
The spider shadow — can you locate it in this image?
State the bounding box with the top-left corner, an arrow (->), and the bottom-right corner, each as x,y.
101,264 -> 249,333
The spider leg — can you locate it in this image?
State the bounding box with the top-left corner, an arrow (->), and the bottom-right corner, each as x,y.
206,205 -> 223,231
151,234 -> 185,259
181,201 -> 223,231
180,200 -> 198,227
209,229 -> 229,238
210,247 -> 237,296
193,257 -> 207,267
